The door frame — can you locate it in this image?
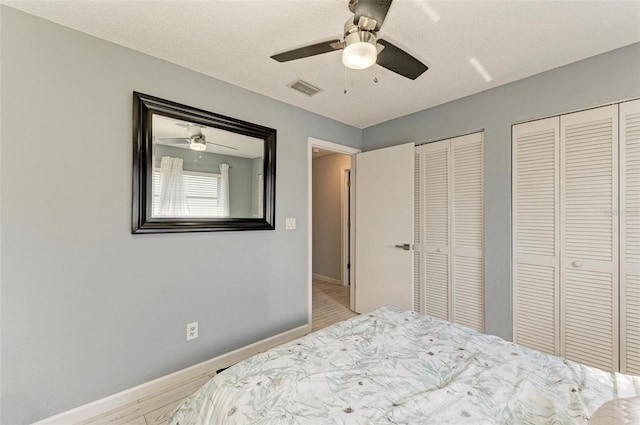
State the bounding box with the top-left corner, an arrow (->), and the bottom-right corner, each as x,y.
308,137 -> 361,326
341,167 -> 351,287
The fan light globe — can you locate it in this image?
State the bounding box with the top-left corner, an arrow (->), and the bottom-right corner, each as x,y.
342,41 -> 377,70
189,140 -> 207,151
342,30 -> 377,70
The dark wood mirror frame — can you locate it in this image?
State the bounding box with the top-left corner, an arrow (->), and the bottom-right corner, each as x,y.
132,92 -> 276,233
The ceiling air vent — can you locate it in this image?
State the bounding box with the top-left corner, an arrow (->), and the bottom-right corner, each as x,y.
287,79 -> 323,97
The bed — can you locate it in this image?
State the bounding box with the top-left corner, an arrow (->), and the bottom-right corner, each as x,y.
169,306 -> 640,424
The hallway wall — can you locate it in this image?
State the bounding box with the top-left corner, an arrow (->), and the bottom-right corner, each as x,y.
312,154 -> 351,282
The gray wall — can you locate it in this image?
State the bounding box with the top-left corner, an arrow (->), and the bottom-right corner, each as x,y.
363,42 -> 640,341
312,154 -> 351,281
0,7 -> 362,423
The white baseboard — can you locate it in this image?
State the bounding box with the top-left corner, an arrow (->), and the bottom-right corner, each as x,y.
312,273 -> 342,285
32,323 -> 311,425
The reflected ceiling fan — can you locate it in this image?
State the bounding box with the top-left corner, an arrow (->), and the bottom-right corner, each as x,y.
158,125 -> 238,152
270,0 -> 428,80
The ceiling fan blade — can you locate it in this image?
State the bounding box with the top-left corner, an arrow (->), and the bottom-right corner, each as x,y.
271,39 -> 343,62
207,142 -> 239,150
354,0 -> 393,31
159,137 -> 189,144
376,39 -> 428,80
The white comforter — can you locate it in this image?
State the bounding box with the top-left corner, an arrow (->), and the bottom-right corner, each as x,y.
169,306 -> 640,424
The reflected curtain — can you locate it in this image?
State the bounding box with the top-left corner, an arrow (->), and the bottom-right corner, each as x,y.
157,156 -> 190,216
219,163 -> 230,217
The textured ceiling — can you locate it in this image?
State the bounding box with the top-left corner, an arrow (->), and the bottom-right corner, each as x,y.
5,0 -> 640,128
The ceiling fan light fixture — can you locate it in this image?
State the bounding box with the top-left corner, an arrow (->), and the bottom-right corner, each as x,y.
342,31 -> 377,70
189,137 -> 207,151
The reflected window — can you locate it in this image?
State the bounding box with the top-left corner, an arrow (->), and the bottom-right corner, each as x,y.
257,174 -> 264,217
153,168 -> 221,217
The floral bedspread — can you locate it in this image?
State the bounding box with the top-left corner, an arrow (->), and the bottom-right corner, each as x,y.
169,306 -> 640,424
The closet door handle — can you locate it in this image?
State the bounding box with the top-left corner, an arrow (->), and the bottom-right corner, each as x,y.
437,248 -> 444,253
572,261 -> 582,268
395,244 -> 411,251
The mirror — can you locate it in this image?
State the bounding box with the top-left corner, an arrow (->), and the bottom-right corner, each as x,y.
132,92 -> 276,233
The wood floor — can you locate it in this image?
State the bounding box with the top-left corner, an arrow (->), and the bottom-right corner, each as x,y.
76,280 -> 356,425
312,279 -> 358,331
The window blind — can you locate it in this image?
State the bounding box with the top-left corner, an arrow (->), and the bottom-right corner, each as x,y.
153,170 -> 221,217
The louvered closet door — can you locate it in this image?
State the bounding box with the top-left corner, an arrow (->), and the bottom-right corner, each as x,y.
451,133 -> 484,332
560,105 -> 619,372
512,117 -> 560,356
420,140 -> 451,320
621,99 -> 640,375
413,151 -> 422,312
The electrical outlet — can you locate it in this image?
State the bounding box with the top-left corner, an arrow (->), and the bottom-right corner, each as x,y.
186,322 -> 198,341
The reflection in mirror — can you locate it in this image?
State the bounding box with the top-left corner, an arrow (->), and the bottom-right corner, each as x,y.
152,115 -> 264,219
132,92 -> 276,233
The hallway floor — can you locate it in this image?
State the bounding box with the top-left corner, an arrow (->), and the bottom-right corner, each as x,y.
312,279 -> 358,332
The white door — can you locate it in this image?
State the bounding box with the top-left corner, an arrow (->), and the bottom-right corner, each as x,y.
354,143 -> 414,313
419,140 -> 451,320
512,117 -> 561,356
620,99 -> 640,374
416,132 -> 484,331
450,133 -> 484,332
560,104 -> 619,372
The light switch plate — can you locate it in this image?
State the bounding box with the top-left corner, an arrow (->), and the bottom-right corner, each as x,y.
285,218 -> 296,230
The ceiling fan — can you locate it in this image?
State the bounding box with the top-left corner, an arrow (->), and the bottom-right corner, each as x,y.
270,0 -> 428,80
158,125 -> 238,152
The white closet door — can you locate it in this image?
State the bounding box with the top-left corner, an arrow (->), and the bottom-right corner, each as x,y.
451,133 -> 484,332
621,99 -> 640,374
560,104 -> 619,372
420,140 -> 451,320
413,151 -> 423,312
512,117 -> 560,355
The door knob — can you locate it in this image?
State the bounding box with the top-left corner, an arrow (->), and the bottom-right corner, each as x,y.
395,244 -> 411,251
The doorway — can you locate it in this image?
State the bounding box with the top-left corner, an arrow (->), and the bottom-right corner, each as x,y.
308,138 -> 360,331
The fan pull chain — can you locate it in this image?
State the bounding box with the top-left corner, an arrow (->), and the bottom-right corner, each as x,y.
344,67 -> 348,94
373,66 -> 378,83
